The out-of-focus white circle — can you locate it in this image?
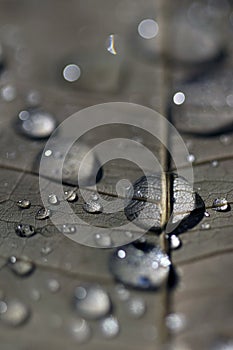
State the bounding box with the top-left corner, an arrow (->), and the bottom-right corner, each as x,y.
63,64 -> 81,82
138,19 -> 159,39
173,92 -> 185,105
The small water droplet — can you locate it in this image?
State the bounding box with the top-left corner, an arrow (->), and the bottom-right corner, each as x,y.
138,19 -> 159,39
110,242 -> 171,289
211,160 -> 219,167
8,256 -> 35,277
212,198 -> 229,211
69,318 -> 91,344
187,154 -> 195,163
173,91 -> 185,105
126,297 -> 146,318
165,313 -> 186,333
117,249 -> 126,259
61,224 -> 76,234
0,300 -> 30,326
17,108 -> 56,139
100,316 -> 120,338
201,222 -> 211,230
15,224 -> 36,238
47,279 -> 60,293
83,194 -> 103,213
204,211 -> 210,217
44,149 -> 53,157
1,84 -> 16,102
170,235 -> 181,249
74,284 -> 111,320
36,207 -> 51,220
63,64 -> 81,82
17,199 -> 31,209
48,194 -> 59,205
64,190 -> 77,202
94,233 -> 112,247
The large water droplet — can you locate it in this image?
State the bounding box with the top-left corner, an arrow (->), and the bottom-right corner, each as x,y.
16,199 -> 31,209
212,198 -> 229,211
109,242 -> 171,289
100,316 -> 120,338
17,108 -> 56,139
8,256 -> 35,277
15,224 -> 36,238
74,284 -> 111,320
0,300 -> 30,326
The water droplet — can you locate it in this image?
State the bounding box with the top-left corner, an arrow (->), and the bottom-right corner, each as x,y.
117,249 -> 126,259
36,207 -> 51,220
63,64 -> 81,82
1,84 -> 16,102
48,194 -> 59,205
83,194 -> 103,213
69,318 -> 91,344
165,313 -> 186,333
126,297 -> 146,318
44,149 -> 53,157
109,242 -> 171,289
187,154 -> 195,163
61,224 -> 76,234
74,284 -> 111,320
94,233 -> 112,247
8,256 -> 35,277
17,199 -> 31,209
15,224 -> 36,238
212,198 -> 229,211
138,19 -> 159,39
170,235 -> 181,249
64,190 -> 77,202
17,108 -> 56,139
201,222 -> 211,230
115,284 -> 130,301
0,300 -> 30,326
47,279 -> 60,293
204,211 -> 210,217
100,316 -> 120,338
211,160 -> 219,167
173,92 -> 185,105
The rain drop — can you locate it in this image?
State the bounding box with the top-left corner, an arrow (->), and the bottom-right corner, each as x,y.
187,154 -> 195,163
48,194 -> 59,205
8,256 -> 35,277
170,235 -> 181,249
100,316 -> 120,339
36,207 -> 51,220
212,198 -> 229,211
17,108 -> 56,139
83,194 -> 103,213
109,242 -> 171,289
64,190 -> 77,202
74,284 -> 111,320
211,160 -> 219,167
63,64 -> 81,82
0,300 -> 30,327
17,199 -> 31,209
15,224 -> 36,238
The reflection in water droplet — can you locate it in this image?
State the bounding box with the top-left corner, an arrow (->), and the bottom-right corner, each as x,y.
74,284 -> 111,320
212,198 -> 229,211
173,92 -> 185,105
138,19 -> 159,39
63,64 -> 81,82
70,318 -> 91,344
8,256 -> 35,277
170,235 -> 181,249
94,233 -> 112,247
17,199 -> 31,209
36,207 -> 51,220
0,300 -> 30,326
165,313 -> 186,333
17,108 -> 56,139
110,243 -> 171,289
15,224 -> 36,238
106,34 -> 117,55
64,190 -> 77,202
126,297 -> 146,318
100,316 -> 120,339
1,85 -> 16,102
204,211 -> 210,217
48,194 -> 59,205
